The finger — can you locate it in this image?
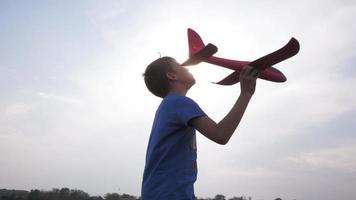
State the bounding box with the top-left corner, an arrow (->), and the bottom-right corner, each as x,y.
247,67 -> 257,76
253,69 -> 260,77
241,65 -> 253,77
240,66 -> 249,77
239,68 -> 247,80
253,71 -> 260,80
246,68 -> 259,78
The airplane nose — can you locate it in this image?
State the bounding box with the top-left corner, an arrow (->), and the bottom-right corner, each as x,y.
280,75 -> 287,82
262,67 -> 287,82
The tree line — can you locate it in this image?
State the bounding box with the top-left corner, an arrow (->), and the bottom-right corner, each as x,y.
0,188 -> 284,200
0,188 -> 136,200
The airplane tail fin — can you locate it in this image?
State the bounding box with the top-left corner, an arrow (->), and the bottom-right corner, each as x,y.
187,28 -> 206,56
181,28 -> 217,66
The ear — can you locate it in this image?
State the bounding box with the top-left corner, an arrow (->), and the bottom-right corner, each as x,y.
166,72 -> 178,81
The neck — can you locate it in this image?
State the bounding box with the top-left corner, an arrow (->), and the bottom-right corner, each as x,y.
168,84 -> 188,96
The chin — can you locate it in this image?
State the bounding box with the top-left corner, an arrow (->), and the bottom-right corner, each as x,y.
188,79 -> 196,89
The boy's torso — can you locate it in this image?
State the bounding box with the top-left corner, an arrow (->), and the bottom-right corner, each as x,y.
141,94 -> 205,200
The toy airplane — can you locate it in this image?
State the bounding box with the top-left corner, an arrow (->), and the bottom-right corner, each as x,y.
181,28 -> 300,85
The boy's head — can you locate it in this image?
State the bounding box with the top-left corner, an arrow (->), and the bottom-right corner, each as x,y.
143,56 -> 195,98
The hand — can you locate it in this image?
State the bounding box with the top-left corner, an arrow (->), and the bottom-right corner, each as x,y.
239,65 -> 260,96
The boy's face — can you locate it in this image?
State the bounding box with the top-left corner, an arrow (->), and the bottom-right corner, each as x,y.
169,59 -> 196,89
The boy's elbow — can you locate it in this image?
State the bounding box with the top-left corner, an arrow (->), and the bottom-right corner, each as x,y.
217,140 -> 227,145
216,130 -> 235,145
204,131 -> 227,145
218,138 -> 229,145
215,134 -> 229,145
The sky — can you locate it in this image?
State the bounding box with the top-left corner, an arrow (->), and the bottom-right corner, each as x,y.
0,0 -> 356,199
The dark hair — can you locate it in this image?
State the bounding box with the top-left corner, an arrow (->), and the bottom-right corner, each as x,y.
143,56 -> 177,98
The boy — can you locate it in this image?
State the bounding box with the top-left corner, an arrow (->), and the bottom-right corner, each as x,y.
141,56 -> 259,199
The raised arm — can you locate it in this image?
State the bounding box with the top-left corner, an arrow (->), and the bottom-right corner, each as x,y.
190,66 -> 259,145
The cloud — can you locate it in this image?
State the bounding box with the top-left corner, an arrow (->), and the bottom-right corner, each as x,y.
37,92 -> 81,104
1,104 -> 36,115
288,143 -> 356,173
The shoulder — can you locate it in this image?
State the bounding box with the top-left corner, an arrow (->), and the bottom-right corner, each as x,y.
173,95 -> 205,126
163,94 -> 196,104
166,95 -> 198,108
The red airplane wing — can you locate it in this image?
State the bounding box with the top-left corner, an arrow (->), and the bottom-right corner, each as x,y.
214,37 -> 299,85
214,66 -> 287,85
214,71 -> 241,85
249,37 -> 300,70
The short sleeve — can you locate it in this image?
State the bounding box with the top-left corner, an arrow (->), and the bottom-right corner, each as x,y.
175,96 -> 206,126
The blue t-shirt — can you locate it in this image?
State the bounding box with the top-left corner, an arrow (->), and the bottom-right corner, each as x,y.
141,94 -> 206,200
